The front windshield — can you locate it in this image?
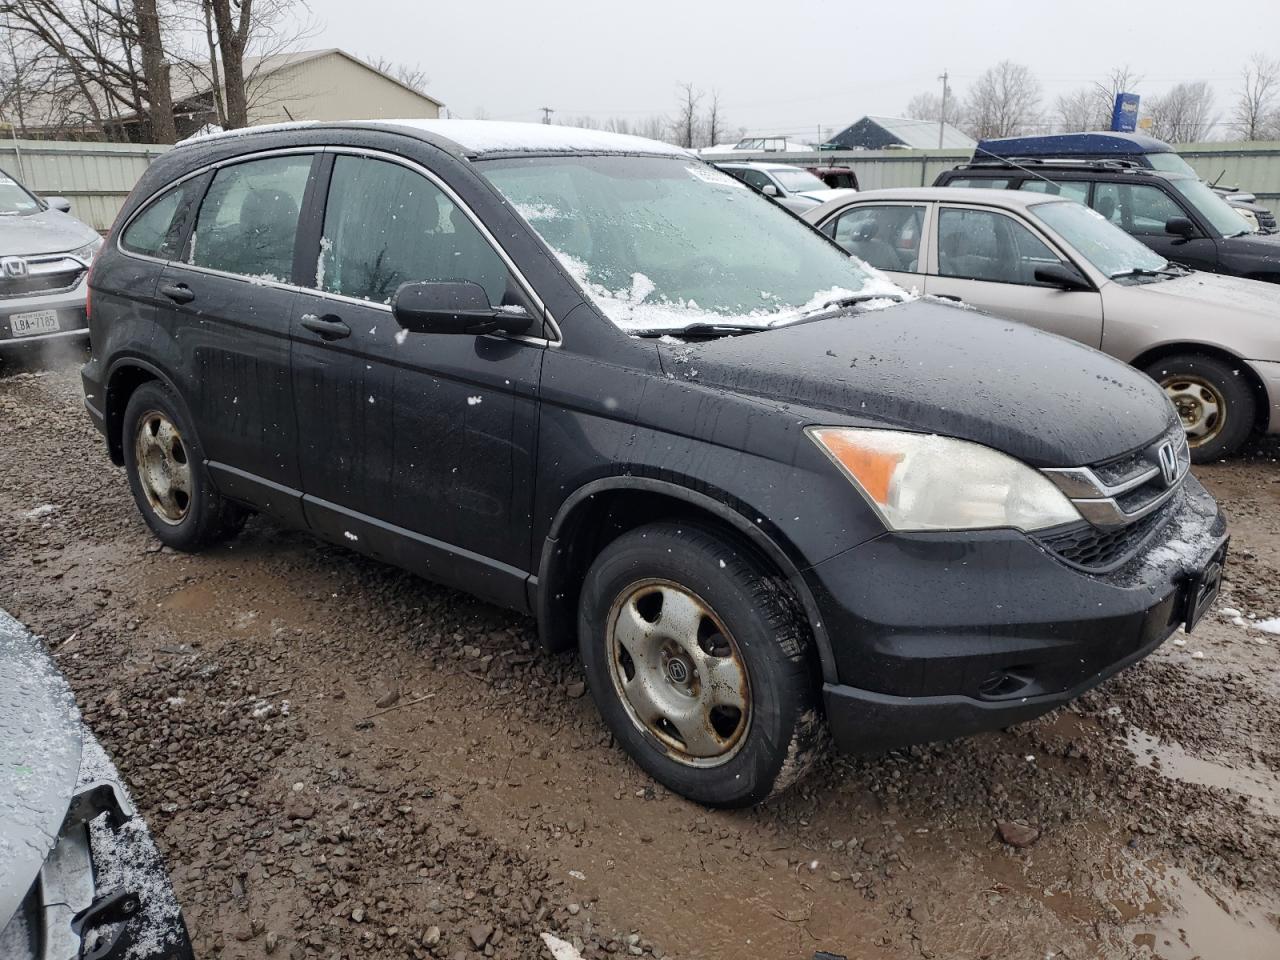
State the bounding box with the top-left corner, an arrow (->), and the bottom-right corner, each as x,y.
480,155 -> 901,333
1029,200 -> 1170,279
1171,178 -> 1252,237
1146,152 -> 1197,176
0,173 -> 41,216
771,167 -> 828,193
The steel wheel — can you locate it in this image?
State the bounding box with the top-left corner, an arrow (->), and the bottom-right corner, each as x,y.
133,411 -> 192,525
606,578 -> 751,767
1160,375 -> 1226,448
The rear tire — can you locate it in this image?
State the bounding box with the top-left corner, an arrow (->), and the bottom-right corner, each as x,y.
578,522 -> 823,807
122,381 -> 247,551
1143,353 -> 1255,462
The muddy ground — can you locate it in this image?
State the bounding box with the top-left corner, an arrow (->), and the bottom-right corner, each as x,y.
2,353 -> 1279,960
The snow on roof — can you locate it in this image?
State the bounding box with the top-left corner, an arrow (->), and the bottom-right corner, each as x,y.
181,118 -> 689,156
366,119 -> 690,156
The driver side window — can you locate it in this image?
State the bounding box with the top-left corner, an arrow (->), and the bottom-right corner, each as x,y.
937,208 -> 1065,285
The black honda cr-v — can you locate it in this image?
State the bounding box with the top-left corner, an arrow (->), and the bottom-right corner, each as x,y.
82,120 -> 1227,806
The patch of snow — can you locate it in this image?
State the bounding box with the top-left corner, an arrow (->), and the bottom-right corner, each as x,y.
394,328 -> 409,345
316,237 -> 332,289
24,503 -> 56,518
343,530 -> 359,542
1253,618 -> 1280,635
357,119 -> 689,156
467,396 -> 482,405
541,932 -> 584,960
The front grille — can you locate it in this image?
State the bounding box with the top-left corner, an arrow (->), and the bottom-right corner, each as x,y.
0,267 -> 84,298
1038,506 -> 1168,572
1257,209 -> 1277,232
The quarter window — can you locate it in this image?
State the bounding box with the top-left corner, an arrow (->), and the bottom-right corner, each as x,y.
1019,180 -> 1090,205
944,177 -> 1012,189
829,205 -> 926,273
121,180 -> 202,259
937,208 -> 1065,285
189,155 -> 312,281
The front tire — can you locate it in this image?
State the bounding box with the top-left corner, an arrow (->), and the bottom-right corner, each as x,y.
578,522 -> 823,807
122,381 -> 247,551
1143,353 -> 1255,462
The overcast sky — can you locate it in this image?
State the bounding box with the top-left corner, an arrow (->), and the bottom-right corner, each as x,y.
306,0 -> 1280,137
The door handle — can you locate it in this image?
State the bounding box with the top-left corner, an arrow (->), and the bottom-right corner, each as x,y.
159,282 -> 195,304
300,313 -> 351,341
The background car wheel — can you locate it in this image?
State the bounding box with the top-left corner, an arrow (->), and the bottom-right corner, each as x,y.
578,522 -> 824,807
122,381 -> 247,551
1143,353 -> 1255,463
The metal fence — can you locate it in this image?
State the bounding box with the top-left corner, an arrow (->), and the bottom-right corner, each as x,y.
0,138 -> 170,231
4,136 -> 1280,235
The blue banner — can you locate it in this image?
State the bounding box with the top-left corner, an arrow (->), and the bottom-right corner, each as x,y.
1112,93 -> 1140,133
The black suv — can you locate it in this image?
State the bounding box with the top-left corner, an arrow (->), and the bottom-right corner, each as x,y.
82,120 -> 1226,807
935,160 -> 1280,283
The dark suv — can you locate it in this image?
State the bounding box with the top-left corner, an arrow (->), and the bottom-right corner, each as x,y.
935,160 -> 1280,283
82,120 -> 1226,807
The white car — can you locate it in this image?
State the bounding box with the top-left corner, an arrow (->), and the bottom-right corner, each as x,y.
715,162 -> 856,214
804,187 -> 1280,461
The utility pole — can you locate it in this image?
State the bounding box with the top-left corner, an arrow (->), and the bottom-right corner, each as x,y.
937,70 -> 950,149
540,106 -> 555,124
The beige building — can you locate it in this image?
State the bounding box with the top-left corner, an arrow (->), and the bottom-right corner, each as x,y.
174,48 -> 445,132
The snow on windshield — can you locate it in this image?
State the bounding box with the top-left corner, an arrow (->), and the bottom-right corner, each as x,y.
481,154 -> 911,333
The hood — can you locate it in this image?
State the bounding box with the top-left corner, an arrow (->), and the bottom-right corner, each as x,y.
660,299 -> 1175,467
0,208 -> 98,258
1220,228 -> 1280,260
1131,271 -> 1280,325
795,187 -> 858,203
0,611 -> 84,924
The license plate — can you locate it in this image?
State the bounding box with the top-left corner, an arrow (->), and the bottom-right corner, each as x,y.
9,310 -> 60,337
1184,544 -> 1227,633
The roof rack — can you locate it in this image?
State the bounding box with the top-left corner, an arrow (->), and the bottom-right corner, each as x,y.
962,157 -> 1148,173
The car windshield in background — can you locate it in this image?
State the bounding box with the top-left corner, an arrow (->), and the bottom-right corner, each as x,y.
1172,178 -> 1253,237
0,176 -> 40,216
1029,200 -> 1171,279
770,167 -> 829,193
1146,152 -> 1198,176
480,155 -> 900,334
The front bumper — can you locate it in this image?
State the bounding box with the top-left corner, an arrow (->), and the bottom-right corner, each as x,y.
807,476 -> 1227,753
0,281 -> 89,351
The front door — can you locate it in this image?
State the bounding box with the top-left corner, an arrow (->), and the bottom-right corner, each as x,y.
1090,181 -> 1219,272
290,152 -> 545,609
927,205 -> 1104,347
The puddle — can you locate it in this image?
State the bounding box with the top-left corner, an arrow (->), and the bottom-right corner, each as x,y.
158,583 -> 217,613
1124,728 -> 1280,817
1129,866 -> 1280,960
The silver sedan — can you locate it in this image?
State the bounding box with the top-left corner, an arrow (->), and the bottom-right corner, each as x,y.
804,187 -> 1280,461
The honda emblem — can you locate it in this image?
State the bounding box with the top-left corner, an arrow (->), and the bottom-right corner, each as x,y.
1157,440 -> 1179,486
1,256 -> 28,278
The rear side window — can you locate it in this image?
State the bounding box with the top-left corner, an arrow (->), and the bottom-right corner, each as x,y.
316,155 -> 514,308
189,155 -> 312,282
829,205 -> 926,273
121,180 -> 202,259
1019,180 -> 1090,205
944,177 -> 1012,189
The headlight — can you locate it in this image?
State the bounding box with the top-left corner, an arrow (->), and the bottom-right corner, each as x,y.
808,427 -> 1081,532
70,236 -> 104,264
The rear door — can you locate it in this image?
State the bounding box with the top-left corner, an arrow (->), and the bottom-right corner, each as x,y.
154,151 -> 318,525
289,150 -> 545,610
926,204 -> 1104,347
820,202 -> 930,291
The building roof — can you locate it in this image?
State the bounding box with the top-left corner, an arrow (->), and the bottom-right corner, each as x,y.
182,118 -> 690,157
170,48 -> 444,109
860,115 -> 975,149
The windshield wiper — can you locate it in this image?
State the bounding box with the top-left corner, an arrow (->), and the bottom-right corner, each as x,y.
799,292 -> 906,317
634,323 -> 762,339
1109,266 -> 1185,281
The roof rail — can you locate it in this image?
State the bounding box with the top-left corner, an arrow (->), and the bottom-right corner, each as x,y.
962,157 -> 1147,173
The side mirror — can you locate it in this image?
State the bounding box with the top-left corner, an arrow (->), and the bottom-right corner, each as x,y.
761,184 -> 780,197
43,196 -> 72,213
391,280 -> 534,337
1034,263 -> 1092,291
1165,216 -> 1198,239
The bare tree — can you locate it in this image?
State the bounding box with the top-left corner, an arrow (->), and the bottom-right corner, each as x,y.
704,89 -> 725,147
1052,67 -> 1142,134
1233,53 -> 1280,141
672,82 -> 701,148
134,0 -> 176,141
963,61 -> 1042,139
904,90 -> 961,127
365,55 -> 431,96
1145,81 -> 1217,143
635,114 -> 669,142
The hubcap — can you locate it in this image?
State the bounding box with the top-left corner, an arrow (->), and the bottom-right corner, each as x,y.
1160,375 -> 1225,447
606,579 -> 751,767
134,411 -> 192,525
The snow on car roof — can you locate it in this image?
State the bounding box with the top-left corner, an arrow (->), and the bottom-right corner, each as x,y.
182,118 -> 689,157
